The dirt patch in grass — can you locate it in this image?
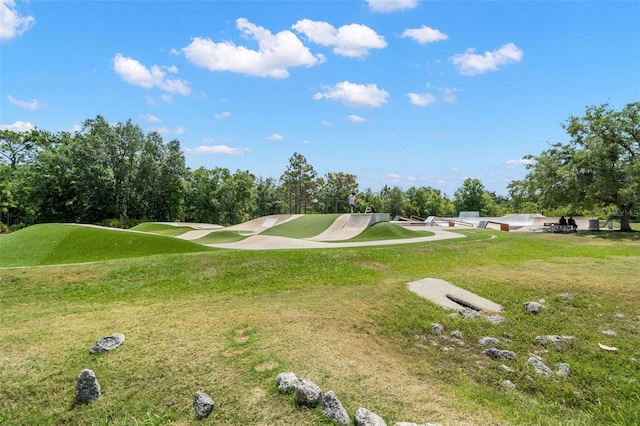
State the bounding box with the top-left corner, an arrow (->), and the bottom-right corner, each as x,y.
234,329 -> 251,344
255,360 -> 279,372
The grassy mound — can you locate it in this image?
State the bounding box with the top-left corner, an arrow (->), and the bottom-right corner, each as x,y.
343,222 -> 435,242
261,214 -> 341,238
0,224 -> 213,267
192,230 -> 248,244
129,223 -> 195,237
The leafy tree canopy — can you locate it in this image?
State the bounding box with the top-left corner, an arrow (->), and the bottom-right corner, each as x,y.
509,102 -> 639,231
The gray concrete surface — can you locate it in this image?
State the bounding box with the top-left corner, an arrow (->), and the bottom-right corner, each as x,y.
408,278 -> 503,312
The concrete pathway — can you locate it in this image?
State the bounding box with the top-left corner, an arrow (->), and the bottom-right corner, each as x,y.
205,228 -> 465,250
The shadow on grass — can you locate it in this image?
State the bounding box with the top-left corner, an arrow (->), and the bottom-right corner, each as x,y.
573,230 -> 640,241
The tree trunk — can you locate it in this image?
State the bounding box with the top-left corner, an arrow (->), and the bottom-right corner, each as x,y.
619,205 -> 633,232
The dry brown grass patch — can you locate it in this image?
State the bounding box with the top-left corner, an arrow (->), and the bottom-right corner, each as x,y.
255,360 -> 279,372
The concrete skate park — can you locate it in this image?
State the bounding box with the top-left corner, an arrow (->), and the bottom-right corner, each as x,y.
168,212 -> 605,251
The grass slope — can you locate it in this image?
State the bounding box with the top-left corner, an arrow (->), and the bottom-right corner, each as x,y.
192,230 -> 248,244
261,214 -> 341,238
1,229 -> 639,425
343,222 -> 435,242
129,223 -> 195,237
0,224 -> 213,267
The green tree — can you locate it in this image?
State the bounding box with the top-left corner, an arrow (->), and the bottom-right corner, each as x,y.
510,102 -> 639,231
217,170 -> 256,225
16,117 -> 188,224
280,152 -> 317,214
321,172 -> 358,213
379,185 -> 404,217
184,167 -> 226,224
404,186 -> 447,218
157,139 -> 188,221
453,178 -> 486,214
0,129 -> 47,169
253,176 -> 281,217
131,135 -> 187,221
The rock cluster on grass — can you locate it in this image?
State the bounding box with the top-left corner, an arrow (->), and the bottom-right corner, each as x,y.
275,372 -> 440,426
458,307 -> 505,323
75,369 -> 101,403
459,308 -> 479,319
415,324 -> 466,353
524,301 -> 544,315
478,336 -> 502,347
482,314 -> 505,323
294,377 -> 323,408
323,391 -> 350,426
355,407 -> 387,426
430,323 -> 445,335
483,348 -> 516,361
67,291 -> 626,421
193,391 -> 215,419
526,356 -> 553,376
557,363 -> 572,377
89,332 -> 125,354
501,379 -> 516,389
535,335 -> 577,347
276,371 -> 298,393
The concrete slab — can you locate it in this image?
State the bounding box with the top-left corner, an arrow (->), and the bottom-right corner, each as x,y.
408,278 -> 503,312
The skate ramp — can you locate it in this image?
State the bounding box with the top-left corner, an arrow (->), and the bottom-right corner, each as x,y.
224,214 -> 303,234
307,213 -> 389,241
207,228 -> 465,250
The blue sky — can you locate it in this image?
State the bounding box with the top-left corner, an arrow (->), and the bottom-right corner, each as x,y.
2,0 -> 639,196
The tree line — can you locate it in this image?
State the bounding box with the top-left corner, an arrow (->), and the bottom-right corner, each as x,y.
2,102 -> 638,231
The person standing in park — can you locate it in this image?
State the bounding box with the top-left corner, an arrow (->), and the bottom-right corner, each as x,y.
348,192 -> 356,213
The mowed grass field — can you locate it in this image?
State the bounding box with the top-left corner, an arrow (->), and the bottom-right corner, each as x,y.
1,223 -> 639,425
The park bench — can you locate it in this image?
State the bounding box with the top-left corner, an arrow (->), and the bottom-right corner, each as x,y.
542,223 -> 576,233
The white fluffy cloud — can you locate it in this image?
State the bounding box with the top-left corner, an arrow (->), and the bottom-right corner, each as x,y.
401,25 -> 448,45
505,158 -> 536,168
366,0 -> 418,13
266,133 -> 284,140
184,145 -> 251,155
407,92 -> 436,106
347,114 -> 367,122
7,95 -> 45,110
215,112 -> 230,119
440,87 -> 460,104
314,81 -> 389,108
183,18 -> 323,78
292,19 -> 386,58
0,0 -> 34,41
142,113 -> 161,123
152,126 -> 185,135
112,54 -> 191,95
452,43 -> 523,76
0,120 -> 34,131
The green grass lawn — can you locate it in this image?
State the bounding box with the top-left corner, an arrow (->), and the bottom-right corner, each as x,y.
1,227 -> 639,425
0,224 -> 213,267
